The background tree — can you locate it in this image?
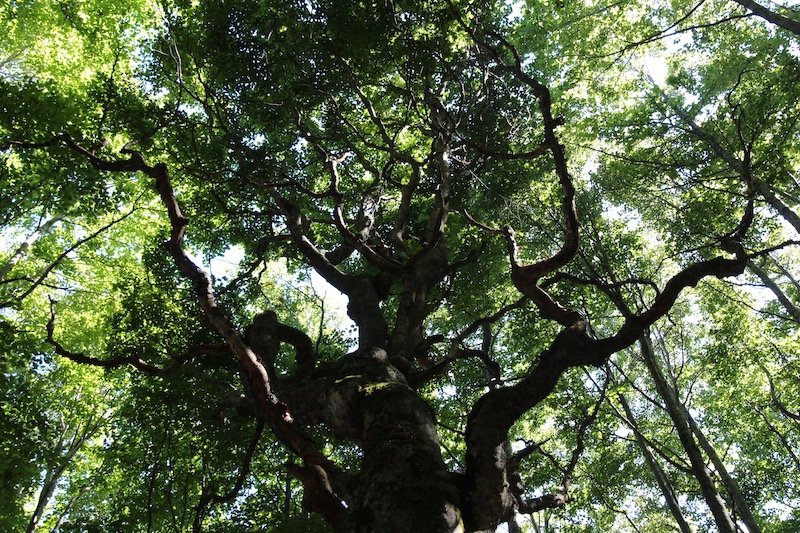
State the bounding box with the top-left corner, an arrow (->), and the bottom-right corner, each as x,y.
2,0 -> 799,531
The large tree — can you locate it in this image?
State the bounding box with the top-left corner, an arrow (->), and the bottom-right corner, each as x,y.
2,0 -> 799,531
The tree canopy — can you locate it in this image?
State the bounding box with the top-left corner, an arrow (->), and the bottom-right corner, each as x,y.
2,0 -> 800,531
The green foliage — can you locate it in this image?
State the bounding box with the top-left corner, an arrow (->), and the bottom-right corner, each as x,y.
2,0 -> 800,530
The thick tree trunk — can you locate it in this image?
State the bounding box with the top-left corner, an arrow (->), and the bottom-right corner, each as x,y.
349,383 -> 462,532
279,347 -> 463,533
731,0 -> 800,36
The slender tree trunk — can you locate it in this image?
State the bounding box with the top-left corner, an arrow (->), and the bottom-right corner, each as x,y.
26,469 -> 60,533
283,476 -> 292,519
638,334 -> 738,533
26,454 -> 77,532
748,260 -> 800,322
684,411 -> 763,533
730,0 -> 800,36
25,411 -> 105,533
617,392 -> 693,533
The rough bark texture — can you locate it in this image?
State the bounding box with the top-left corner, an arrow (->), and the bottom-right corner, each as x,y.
279,348 -> 463,532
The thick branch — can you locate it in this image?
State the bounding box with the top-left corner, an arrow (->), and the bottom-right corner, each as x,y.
150,158 -> 348,498
505,227 -> 584,327
464,245 -> 747,529
601,246 -> 748,356
14,136 -> 352,521
270,187 -> 388,350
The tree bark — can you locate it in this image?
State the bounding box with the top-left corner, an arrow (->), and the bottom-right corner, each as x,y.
638,334 -> 738,533
748,259 -> 800,322
617,392 -> 693,533
279,348 -> 463,533
684,410 -> 763,532
730,0 -> 800,36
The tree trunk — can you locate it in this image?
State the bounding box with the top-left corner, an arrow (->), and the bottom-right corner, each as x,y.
730,0 -> 800,36
27,472 -> 59,533
26,432 -> 87,532
617,392 -> 693,533
279,347 -> 463,533
684,410 -> 763,533
638,333 -> 738,533
748,259 -> 800,322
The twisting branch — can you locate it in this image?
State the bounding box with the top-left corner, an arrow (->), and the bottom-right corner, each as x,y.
504,226 -> 584,327
259,163 -> 391,353
461,52 -> 753,527
245,310 -> 318,379
598,243 -> 748,357
9,135 -> 352,522
461,209 -> 506,235
326,154 -> 403,273
543,271 -> 660,295
47,299 -> 229,375
276,322 -> 317,378
408,297 -> 526,388
147,151 -> 351,511
449,16 -> 583,328
409,344 -> 501,389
